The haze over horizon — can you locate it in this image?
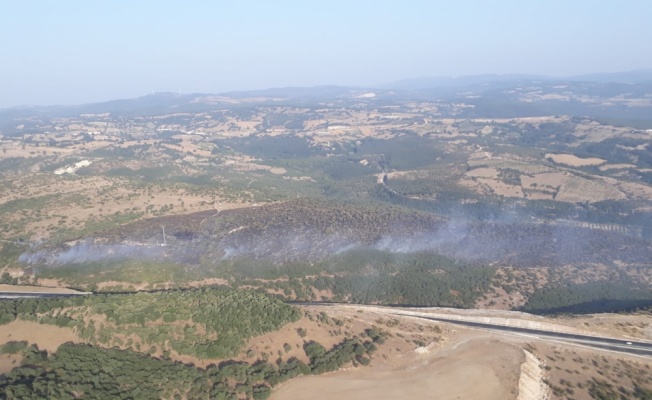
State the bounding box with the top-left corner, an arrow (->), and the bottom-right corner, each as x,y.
1,0 -> 651,108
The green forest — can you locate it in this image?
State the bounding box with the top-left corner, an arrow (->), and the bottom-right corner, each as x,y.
223,250 -> 496,308
521,279 -> 652,314
0,287 -> 300,359
0,328 -> 385,399
0,287 -> 389,399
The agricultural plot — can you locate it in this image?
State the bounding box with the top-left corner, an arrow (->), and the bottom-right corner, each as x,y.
555,175 -> 626,203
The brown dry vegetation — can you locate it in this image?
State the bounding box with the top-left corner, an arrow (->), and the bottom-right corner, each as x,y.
2,299 -> 651,399
3,110 -> 650,252
475,267 -> 549,310
527,342 -> 652,400
461,162 -> 627,203
0,171 -> 248,242
553,312 -> 652,341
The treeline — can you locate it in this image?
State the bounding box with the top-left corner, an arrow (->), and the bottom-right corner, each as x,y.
228,250 -> 496,308
0,328 -> 385,399
303,328 -> 382,373
0,287 -> 301,359
324,263 -> 495,307
521,279 -> 652,314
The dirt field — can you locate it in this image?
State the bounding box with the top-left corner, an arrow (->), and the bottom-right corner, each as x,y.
0,320 -> 80,375
462,165 -> 628,203
268,305 -> 546,400
271,336 -> 522,400
545,153 -> 606,167
269,305 -> 652,400
0,353 -> 21,376
0,320 -> 80,353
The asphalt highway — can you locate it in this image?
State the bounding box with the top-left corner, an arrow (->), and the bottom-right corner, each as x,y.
2,292 -> 650,358
390,312 -> 652,358
293,302 -> 652,358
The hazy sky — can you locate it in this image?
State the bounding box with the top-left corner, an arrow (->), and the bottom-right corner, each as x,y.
1,0 -> 651,107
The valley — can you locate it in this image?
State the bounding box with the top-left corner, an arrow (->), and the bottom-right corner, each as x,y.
1,77 -> 652,399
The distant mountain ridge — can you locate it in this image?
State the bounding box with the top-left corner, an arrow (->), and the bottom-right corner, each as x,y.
1,69 -> 652,123
221,85 -> 355,99
569,69 -> 652,84
380,69 -> 652,90
379,74 -> 548,90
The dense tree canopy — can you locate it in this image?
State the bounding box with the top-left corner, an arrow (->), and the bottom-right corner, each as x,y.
0,287 -> 301,359
0,327 -> 384,399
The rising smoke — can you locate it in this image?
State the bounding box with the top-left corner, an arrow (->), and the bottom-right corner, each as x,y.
18,212 -> 652,271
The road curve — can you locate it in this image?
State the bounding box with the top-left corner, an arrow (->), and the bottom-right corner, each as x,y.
393,312 -> 652,358
296,302 -> 652,358
3,293 -> 650,357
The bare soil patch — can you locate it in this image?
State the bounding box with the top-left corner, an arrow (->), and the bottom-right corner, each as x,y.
478,177 -> 524,197
466,167 -> 499,178
545,153 -> 605,167
0,353 -> 21,375
599,163 -> 636,171
0,320 -> 80,354
271,338 -> 522,400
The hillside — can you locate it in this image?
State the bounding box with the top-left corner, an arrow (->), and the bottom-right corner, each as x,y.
0,84 -> 650,315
